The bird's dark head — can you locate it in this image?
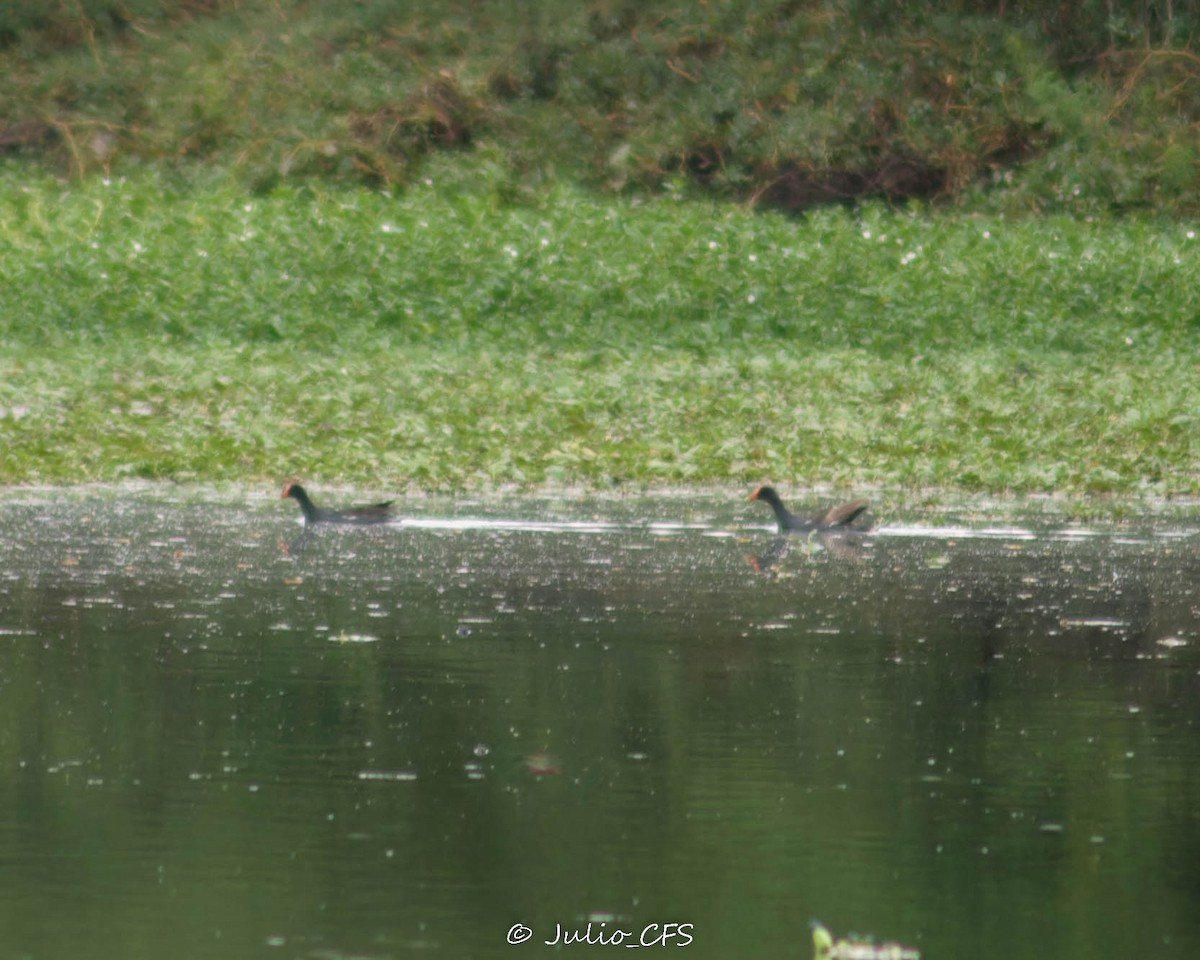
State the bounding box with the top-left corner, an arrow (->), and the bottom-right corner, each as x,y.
281,482 -> 305,500
748,484 -> 780,505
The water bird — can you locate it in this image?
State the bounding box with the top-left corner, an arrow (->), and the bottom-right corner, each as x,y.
748,484 -> 869,534
281,482 -> 394,525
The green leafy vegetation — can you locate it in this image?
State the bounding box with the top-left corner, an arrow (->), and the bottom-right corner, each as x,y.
2,3 -> 1198,497
1,168 -> 1197,495
1,1 -> 1198,214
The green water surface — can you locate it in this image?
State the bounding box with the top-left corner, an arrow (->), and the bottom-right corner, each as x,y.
0,490 -> 1197,959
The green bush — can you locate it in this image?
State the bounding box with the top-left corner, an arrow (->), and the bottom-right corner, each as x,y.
1,1 -> 1198,213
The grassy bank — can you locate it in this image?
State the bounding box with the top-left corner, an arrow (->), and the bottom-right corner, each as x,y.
2,0 -> 1198,215
2,167 -> 1197,495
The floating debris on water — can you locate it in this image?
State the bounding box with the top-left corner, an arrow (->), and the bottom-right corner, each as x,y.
1058,616 -> 1129,629
524,752 -> 560,776
330,631 -> 379,644
812,922 -> 920,960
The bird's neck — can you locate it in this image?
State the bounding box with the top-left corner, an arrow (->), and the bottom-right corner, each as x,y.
764,497 -> 792,529
293,491 -> 319,523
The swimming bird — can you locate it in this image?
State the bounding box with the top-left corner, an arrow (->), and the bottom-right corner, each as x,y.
281,483 -> 394,525
748,484 -> 869,534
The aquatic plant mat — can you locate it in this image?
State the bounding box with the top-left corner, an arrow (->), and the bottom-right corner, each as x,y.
3,173 -> 1198,494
